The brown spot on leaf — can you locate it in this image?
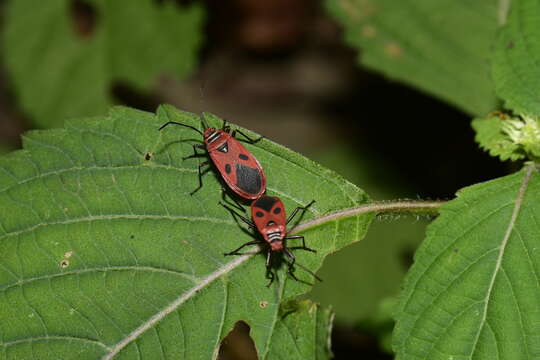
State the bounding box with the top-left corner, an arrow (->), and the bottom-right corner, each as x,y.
362,25 -> 376,38
60,259 -> 70,268
384,42 -> 402,58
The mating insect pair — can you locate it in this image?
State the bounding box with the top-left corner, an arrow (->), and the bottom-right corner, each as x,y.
159,114 -> 320,285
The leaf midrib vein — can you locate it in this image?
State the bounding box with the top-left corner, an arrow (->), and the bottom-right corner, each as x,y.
101,251 -> 256,359
469,165 -> 534,357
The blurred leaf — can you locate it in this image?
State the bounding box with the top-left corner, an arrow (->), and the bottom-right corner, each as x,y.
0,105 -> 371,358
3,0 -> 203,128
266,300 -> 334,360
393,165 -> 540,359
325,0 -> 500,115
492,0 -> 540,116
308,146 -> 426,323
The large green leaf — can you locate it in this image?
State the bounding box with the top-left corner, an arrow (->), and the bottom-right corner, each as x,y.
0,105 -> 371,359
266,300 -> 334,360
393,165 -> 540,359
3,0 -> 203,128
325,0 -> 500,115
493,0 -> 540,116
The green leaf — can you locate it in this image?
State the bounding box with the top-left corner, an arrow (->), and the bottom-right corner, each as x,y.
393,165 -> 540,359
325,0 -> 499,115
472,114 -> 524,161
492,0 -> 540,116
266,300 -> 334,360
473,114 -> 540,161
0,105 -> 371,358
3,0 -> 203,128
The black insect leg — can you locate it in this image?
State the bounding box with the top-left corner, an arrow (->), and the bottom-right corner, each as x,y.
284,247 -> 322,282
182,144 -> 206,160
220,189 -> 246,213
285,235 -> 316,253
224,240 -> 262,256
220,202 -> 256,228
265,251 -> 276,287
190,161 -> 211,195
231,129 -> 263,144
286,200 -> 316,225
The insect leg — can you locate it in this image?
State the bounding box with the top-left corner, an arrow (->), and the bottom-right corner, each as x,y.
190,161 -> 210,195
265,251 -> 276,287
221,189 -> 246,213
284,247 -> 322,282
231,129 -> 263,144
284,235 -> 316,252
182,144 -> 206,160
286,200 -> 316,225
224,240 -> 262,256
220,202 -> 255,228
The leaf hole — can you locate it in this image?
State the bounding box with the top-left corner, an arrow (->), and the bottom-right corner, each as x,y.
145,152 -> 154,161
218,321 -> 258,360
69,0 -> 99,39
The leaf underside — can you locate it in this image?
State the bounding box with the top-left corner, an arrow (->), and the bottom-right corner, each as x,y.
325,0 -> 499,115
3,0 -> 203,128
0,105 -> 371,359
393,165 -> 540,359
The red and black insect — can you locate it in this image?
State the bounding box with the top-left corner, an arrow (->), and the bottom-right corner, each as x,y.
159,116 -> 266,199
222,195 -> 321,286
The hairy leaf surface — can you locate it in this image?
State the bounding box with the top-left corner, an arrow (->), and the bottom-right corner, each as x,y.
493,0 -> 540,116
393,165 -> 540,359
0,105 -> 371,359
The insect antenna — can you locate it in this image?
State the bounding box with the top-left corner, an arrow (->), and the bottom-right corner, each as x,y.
159,121 -> 204,136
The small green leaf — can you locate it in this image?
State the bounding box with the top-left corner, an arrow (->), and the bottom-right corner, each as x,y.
3,0 -> 203,128
472,114 -> 540,161
267,300 -> 333,360
492,0 -> 540,116
325,0 -> 499,115
0,105 -> 371,358
393,165 -> 540,359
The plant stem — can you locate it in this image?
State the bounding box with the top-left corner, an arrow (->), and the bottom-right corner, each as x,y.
292,200 -> 445,233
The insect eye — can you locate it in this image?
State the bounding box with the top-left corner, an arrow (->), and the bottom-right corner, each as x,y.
273,207 -> 281,214
255,211 -> 264,217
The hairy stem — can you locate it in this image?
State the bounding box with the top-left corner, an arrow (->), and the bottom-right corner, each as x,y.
292,200 -> 445,233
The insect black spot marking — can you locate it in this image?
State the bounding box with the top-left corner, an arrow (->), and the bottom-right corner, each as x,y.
253,196 -> 278,212
273,207 -> 281,215
225,164 -> 231,174
235,164 -> 262,194
256,211 -> 264,217
239,154 -> 249,160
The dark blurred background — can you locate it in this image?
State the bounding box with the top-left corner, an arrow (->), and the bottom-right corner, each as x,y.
0,0 -> 509,359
